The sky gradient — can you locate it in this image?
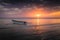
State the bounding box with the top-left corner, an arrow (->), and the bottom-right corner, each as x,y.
0,0 -> 60,18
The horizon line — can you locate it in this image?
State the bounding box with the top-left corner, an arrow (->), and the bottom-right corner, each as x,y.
0,17 -> 60,19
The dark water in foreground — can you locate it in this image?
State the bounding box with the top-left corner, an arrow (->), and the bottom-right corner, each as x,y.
0,19 -> 60,40
0,24 -> 60,40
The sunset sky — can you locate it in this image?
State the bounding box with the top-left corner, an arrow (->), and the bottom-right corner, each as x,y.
0,0 -> 60,18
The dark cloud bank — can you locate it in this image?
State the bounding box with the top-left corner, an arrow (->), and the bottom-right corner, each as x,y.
0,0 -> 60,6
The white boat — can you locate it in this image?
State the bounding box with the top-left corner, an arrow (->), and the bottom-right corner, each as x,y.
12,20 -> 27,25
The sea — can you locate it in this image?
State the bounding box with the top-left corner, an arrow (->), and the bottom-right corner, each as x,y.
0,18 -> 60,40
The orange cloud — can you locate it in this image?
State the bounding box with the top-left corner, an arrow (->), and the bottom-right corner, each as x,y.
49,11 -> 60,17
26,8 -> 49,17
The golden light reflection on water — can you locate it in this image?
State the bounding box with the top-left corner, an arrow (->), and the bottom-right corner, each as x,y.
36,19 -> 40,25
26,19 -> 46,34
27,19 -> 60,25
26,19 -> 60,34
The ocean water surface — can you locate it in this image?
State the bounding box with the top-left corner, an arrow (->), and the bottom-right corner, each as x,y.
0,18 -> 60,40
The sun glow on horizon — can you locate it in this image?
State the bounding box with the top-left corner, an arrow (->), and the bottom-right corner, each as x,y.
26,7 -> 46,17
36,14 -> 41,17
